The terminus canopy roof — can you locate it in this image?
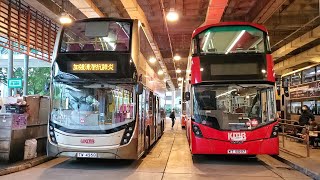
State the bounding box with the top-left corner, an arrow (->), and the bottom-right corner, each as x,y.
192,22 -> 268,38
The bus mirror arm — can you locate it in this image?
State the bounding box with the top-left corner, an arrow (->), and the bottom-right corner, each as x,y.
136,83 -> 143,95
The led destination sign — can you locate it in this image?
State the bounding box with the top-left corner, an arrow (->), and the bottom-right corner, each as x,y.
70,61 -> 117,73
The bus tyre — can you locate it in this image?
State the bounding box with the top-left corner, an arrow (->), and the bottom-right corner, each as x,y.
160,121 -> 163,136
145,136 -> 150,151
162,121 -> 164,133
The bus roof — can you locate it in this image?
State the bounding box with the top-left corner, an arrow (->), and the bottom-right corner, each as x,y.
62,17 -> 134,26
192,22 -> 268,39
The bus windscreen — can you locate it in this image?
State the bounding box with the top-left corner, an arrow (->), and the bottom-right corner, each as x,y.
198,26 -> 267,54
60,20 -> 132,52
193,84 -> 276,130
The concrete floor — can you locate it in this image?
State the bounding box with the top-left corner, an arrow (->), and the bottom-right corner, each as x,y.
0,119 -> 310,180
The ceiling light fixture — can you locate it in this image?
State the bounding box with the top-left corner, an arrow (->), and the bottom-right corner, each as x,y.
59,12 -> 72,24
200,68 -> 204,71
166,8 -> 179,22
173,55 -> 181,61
158,70 -> 164,75
176,68 -> 182,73
149,57 -> 156,63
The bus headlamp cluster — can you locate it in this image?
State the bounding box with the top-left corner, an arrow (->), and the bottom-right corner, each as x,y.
192,124 -> 203,138
49,124 -> 57,144
120,121 -> 135,145
270,125 -> 279,138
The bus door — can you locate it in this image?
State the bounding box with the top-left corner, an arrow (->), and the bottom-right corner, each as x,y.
137,88 -> 145,155
154,96 -> 158,139
148,92 -> 156,143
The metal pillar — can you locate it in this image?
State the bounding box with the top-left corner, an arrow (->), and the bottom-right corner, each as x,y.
23,55 -> 29,95
7,50 -> 13,96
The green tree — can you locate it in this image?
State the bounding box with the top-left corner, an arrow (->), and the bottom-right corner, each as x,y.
27,67 -> 50,95
14,67 -> 23,78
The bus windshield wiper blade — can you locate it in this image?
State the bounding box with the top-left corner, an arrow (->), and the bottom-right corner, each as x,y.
54,73 -> 79,80
54,77 -> 96,85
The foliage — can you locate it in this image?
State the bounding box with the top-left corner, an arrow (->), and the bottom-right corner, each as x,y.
0,65 -> 50,96
27,67 -> 50,95
8,67 -> 50,95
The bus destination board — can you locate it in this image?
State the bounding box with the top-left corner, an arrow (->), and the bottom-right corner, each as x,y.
70,61 -> 117,73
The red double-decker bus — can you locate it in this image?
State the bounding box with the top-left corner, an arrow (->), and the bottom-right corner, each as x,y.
183,22 -> 279,155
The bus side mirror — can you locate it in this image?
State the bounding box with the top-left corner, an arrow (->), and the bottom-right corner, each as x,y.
185,92 -> 190,101
136,83 -> 143,95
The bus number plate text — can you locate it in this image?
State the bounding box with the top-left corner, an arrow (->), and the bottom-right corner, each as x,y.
77,153 -> 98,158
227,149 -> 247,154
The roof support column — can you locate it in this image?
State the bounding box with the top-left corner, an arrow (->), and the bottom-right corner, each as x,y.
7,50 -> 13,96
23,54 -> 29,95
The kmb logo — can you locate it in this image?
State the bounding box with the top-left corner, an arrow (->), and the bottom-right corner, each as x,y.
228,132 -> 246,141
80,139 -> 95,144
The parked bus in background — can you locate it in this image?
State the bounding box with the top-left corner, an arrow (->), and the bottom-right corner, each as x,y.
47,18 -> 166,159
184,22 -> 279,155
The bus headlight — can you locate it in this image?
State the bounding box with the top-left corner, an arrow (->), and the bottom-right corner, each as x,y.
48,124 -> 57,144
120,121 -> 135,145
270,125 -> 279,138
192,124 -> 203,138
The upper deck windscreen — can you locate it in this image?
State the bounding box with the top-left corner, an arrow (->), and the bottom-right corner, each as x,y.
59,20 -> 132,52
198,26 -> 268,54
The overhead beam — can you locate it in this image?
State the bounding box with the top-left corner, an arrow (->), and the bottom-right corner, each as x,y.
204,0 -> 228,25
24,0 -> 60,23
68,0 -> 105,17
119,0 -> 175,90
246,0 -> 270,22
250,0 -> 287,23
274,44 -> 320,73
272,25 -> 320,60
267,14 -> 319,28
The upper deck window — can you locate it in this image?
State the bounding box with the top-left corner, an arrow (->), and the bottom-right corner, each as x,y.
198,26 -> 266,54
291,72 -> 301,86
302,67 -> 315,83
60,20 -> 131,52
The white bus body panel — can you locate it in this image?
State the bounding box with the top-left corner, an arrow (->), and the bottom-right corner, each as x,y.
55,129 -> 125,148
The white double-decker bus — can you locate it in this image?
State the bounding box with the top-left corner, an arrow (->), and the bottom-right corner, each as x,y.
47,18 -> 166,159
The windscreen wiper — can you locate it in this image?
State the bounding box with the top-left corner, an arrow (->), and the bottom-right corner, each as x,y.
54,77 -> 95,85
54,72 -> 79,80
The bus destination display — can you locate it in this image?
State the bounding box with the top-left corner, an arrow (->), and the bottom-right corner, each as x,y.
70,61 -> 117,73
210,63 -> 259,76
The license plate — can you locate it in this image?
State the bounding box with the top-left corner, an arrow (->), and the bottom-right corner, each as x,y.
77,153 -> 98,158
227,149 -> 247,154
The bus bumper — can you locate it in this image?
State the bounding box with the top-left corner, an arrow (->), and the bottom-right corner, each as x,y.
47,138 -> 138,159
191,136 -> 279,155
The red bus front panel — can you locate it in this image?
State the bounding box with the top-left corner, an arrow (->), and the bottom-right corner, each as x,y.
190,121 -> 279,155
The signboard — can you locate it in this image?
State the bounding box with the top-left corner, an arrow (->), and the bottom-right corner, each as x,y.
8,78 -> 22,88
210,63 -> 259,76
289,81 -> 320,99
70,61 -> 117,73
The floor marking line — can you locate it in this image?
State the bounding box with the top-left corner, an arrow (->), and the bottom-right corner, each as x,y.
160,128 -> 176,180
259,155 -> 286,180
